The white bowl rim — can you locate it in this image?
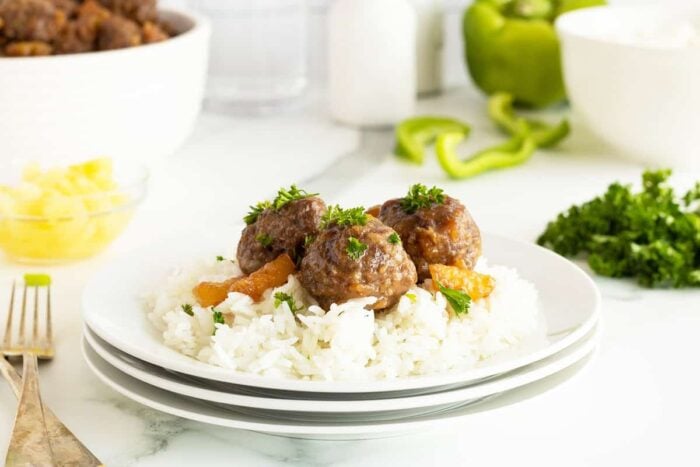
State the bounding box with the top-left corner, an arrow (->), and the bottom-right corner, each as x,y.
555,4 -> 700,52
0,7 -> 211,63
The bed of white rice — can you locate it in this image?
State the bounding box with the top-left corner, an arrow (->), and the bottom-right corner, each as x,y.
147,258 -> 544,381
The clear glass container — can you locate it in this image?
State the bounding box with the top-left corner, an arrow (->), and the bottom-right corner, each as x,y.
190,0 -> 309,112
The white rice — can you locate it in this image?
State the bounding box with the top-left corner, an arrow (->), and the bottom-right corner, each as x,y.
147,257 -> 544,381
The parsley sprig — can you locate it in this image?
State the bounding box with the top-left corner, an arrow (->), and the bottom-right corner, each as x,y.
181,304 -> 194,316
388,232 -> 401,245
244,201 -> 272,225
400,184 -> 446,214
212,307 -> 225,334
256,233 -> 274,248
437,283 -> 471,315
538,170 -> 700,287
274,292 -> 301,315
321,205 -> 368,229
346,236 -> 368,261
273,185 -> 318,210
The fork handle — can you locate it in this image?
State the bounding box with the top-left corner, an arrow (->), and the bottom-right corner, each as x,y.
0,357 -> 103,467
4,353 -> 54,466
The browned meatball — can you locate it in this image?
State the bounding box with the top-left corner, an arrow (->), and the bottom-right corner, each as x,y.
50,0 -> 77,16
300,217 -> 417,310
98,0 -> 155,23
97,14 -> 139,50
3,39 -> 51,55
379,194 -> 481,281
237,197 -> 326,274
141,20 -> 167,44
0,0 -> 65,42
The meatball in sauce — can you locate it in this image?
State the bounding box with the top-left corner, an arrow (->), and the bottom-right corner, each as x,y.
300,207 -> 417,310
237,186 -> 326,274
379,184 -> 481,281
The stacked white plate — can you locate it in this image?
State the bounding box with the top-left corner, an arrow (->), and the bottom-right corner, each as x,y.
82,233 -> 601,440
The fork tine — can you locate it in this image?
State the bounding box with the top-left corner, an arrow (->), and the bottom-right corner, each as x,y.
46,285 -> 53,353
3,280 -> 16,349
32,285 -> 39,350
18,283 -> 28,349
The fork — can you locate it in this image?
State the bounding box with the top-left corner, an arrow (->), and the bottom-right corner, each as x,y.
1,280 -> 103,466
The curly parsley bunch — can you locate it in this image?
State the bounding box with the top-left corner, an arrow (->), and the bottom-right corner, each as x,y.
538,170 -> 700,287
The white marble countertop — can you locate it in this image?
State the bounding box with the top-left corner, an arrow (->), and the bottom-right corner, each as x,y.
1,86 -> 700,466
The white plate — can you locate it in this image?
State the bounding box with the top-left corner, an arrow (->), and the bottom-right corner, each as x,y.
84,323 -> 599,414
82,334 -> 598,439
82,231 -> 600,393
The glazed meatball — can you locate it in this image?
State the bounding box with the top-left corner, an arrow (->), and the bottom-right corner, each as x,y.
97,14 -> 139,50
237,196 -> 326,274
300,216 -> 417,310
379,192 -> 481,281
98,0 -> 155,23
0,0 -> 65,42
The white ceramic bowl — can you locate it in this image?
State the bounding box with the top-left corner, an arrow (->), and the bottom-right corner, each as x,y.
0,9 -> 210,165
556,5 -> 700,169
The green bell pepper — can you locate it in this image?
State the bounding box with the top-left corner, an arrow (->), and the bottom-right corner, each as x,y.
436,131 -> 537,179
395,116 -> 471,164
488,92 -> 570,147
464,0 -> 606,108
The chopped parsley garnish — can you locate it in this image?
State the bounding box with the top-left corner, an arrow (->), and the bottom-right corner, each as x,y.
321,205 -> 368,229
388,232 -> 401,245
181,304 -> 194,316
244,200 -> 272,225
346,236 -> 368,261
405,293 -> 417,303
256,233 -> 274,248
273,185 -> 317,210
212,308 -> 225,333
274,292 -> 300,314
304,234 -> 316,248
538,170 -> 700,288
437,283 -> 471,315
400,184 -> 446,214
216,255 -> 225,262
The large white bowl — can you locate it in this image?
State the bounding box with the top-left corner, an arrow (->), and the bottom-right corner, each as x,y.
0,9 -> 210,164
556,5 -> 700,169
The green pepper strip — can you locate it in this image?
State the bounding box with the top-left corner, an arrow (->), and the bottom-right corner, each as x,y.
488,92 -> 570,148
436,131 -> 537,179
395,116 -> 471,164
24,274 -> 51,287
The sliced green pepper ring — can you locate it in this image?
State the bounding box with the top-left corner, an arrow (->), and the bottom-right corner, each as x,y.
436,131 -> 537,179
395,116 -> 471,164
488,92 -> 570,148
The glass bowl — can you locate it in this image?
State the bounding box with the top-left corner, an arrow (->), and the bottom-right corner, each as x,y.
0,159 -> 148,264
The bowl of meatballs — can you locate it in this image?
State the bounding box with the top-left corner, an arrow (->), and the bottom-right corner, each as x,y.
119,183 -> 548,385
0,0 -> 210,164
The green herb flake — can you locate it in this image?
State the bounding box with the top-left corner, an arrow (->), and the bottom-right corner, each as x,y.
405,293 -> 417,303
304,235 -> 316,248
321,205 -> 368,229
437,282 -> 471,315
274,292 -> 300,315
181,304 -> 194,316
212,308 -> 225,334
346,236 -> 368,261
216,255 -> 225,262
273,185 -> 318,210
244,200 -> 272,225
400,184 -> 446,214
256,233 -> 274,248
388,232 -> 401,245
538,169 -> 700,288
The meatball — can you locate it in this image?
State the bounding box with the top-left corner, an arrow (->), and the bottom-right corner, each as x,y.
141,20 -> 167,44
300,217 -> 417,310
237,196 -> 326,274
4,39 -> 51,55
97,14 -> 140,50
379,195 -> 481,281
98,0 -> 156,23
0,0 -> 65,42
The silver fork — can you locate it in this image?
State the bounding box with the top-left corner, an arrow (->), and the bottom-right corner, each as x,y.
1,280 -> 103,466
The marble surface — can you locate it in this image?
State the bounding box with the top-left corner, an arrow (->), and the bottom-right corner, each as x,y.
1,86 -> 700,466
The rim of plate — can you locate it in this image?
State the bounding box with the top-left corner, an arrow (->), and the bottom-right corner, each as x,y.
81,332 -> 598,436
84,323 -> 600,413
82,231 -> 601,393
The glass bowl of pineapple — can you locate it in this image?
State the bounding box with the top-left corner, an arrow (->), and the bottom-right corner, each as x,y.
0,158 -> 148,263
